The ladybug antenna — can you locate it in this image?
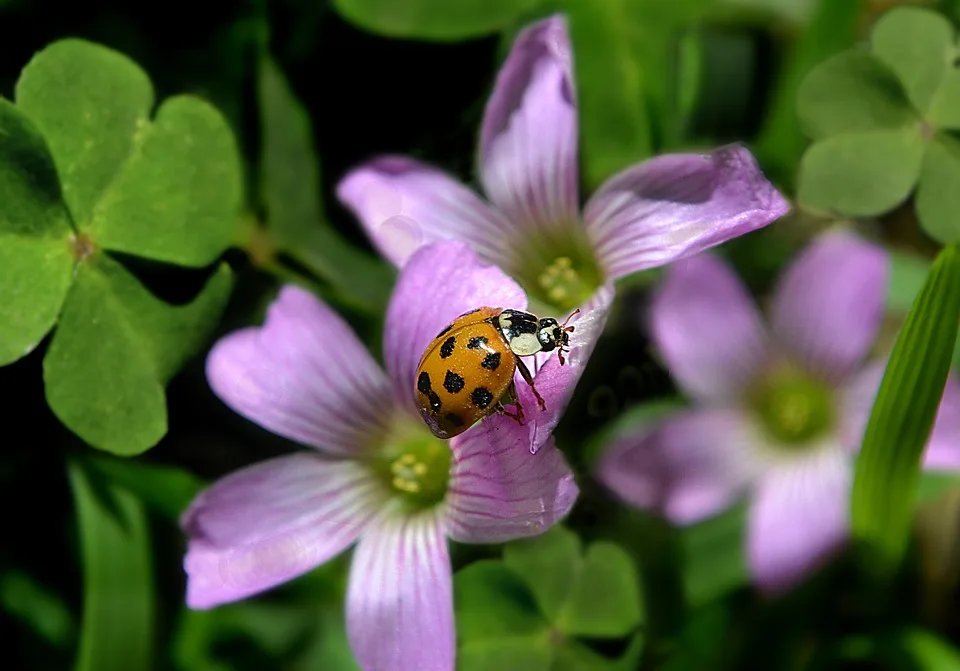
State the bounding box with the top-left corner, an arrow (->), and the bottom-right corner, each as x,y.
556,308 -> 580,366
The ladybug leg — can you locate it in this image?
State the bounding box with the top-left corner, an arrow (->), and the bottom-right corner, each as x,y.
495,387 -> 525,426
515,358 -> 546,412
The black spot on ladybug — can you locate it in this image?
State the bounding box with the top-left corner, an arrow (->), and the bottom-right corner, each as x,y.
471,387 -> 493,409
444,412 -> 465,427
417,372 -> 432,394
435,323 -> 453,339
481,352 -> 501,370
443,371 -> 465,394
467,336 -> 488,349
428,391 -> 442,411
440,336 -> 456,358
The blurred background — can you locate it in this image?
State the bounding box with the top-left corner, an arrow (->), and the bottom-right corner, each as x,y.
3,0 -> 960,669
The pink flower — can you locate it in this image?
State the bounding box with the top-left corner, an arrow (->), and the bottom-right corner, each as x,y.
596,231 -> 960,593
181,242 -> 578,671
336,15 -> 789,447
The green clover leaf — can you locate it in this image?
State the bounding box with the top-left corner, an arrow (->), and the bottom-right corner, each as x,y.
0,101 -> 74,365
0,38 -> 241,454
454,557 -> 644,671
796,6 -> 960,244
503,526 -> 643,639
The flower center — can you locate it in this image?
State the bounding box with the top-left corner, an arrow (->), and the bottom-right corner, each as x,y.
377,423 -> 451,508
748,367 -> 835,447
514,231 -> 604,313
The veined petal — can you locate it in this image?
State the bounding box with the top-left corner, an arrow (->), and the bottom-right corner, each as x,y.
748,446 -> 850,594
596,409 -> 763,524
771,232 -> 888,383
444,418 -> 578,543
346,510 -> 453,671
584,144 -> 789,280
181,453 -> 384,609
479,15 -> 579,235
384,241 -> 526,414
650,253 -> 769,402
206,285 -> 394,456
336,156 -> 516,267
522,284 -> 615,454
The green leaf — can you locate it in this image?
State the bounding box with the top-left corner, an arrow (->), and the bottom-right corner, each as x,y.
553,636 -> 643,671
556,542 -> 643,638
330,0 -> 540,40
454,560 -> 551,671
44,256 -> 232,454
84,455 -> 206,520
917,133 -> 960,245
459,638 -> 552,671
797,126 -> 925,216
888,248 -> 932,313
0,99 -> 74,365
796,50 -> 915,139
755,0 -> 865,175
928,70 -> 960,130
15,39 -> 154,229
851,244 -> 960,573
90,95 -> 243,266
15,38 -> 242,267
258,56 -> 392,312
889,628 -> 960,669
681,504 -> 749,607
503,526 -> 581,623
455,560 -> 546,639
558,0 -> 653,187
0,570 -> 74,647
68,460 -> 153,671
504,526 -> 643,638
870,6 -> 955,116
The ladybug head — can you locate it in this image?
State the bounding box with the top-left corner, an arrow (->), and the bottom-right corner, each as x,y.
536,309 -> 579,365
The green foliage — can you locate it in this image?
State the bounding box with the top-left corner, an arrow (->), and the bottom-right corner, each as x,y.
257,55 -> 392,312
0,39 -> 241,454
330,0 -> 541,40
796,6 -> 960,243
455,528 -> 644,671
503,525 -> 643,638
754,0 -> 864,182
69,460 -> 154,671
851,244 -> 960,574
554,0 -> 712,189
0,570 -> 74,648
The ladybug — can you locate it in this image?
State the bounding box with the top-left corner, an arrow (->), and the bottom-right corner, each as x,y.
415,307 -> 579,440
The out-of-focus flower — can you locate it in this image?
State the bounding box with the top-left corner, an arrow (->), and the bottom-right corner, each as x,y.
181,242 -> 578,671
596,231 -> 960,593
337,14 -> 789,445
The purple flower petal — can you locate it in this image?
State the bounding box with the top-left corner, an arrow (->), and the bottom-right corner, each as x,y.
770,232 -> 889,383
346,511 -> 453,671
747,447 -> 850,594
923,376 -> 960,471
583,144 -> 790,280
336,156 -> 516,268
521,284 -> 615,454
596,409 -> 762,524
181,453 -> 384,609
843,362 -> 960,470
206,286 -> 395,456
650,253 -> 769,403
479,15 -> 579,235
384,241 -> 526,414
444,419 -> 578,543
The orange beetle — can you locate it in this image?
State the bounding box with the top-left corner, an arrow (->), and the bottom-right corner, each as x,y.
415,307 -> 578,439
